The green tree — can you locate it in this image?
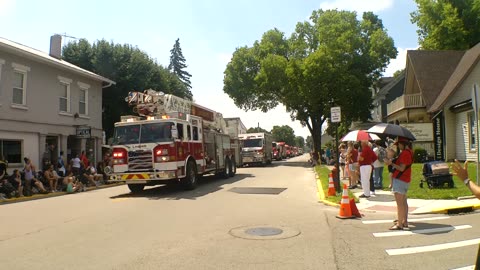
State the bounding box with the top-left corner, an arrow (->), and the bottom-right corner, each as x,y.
223,9 -> 396,152
411,0 -> 480,50
294,136 -> 305,148
247,127 -> 269,133
393,69 -> 404,77
169,38 -> 192,89
271,125 -> 295,145
63,39 -> 192,138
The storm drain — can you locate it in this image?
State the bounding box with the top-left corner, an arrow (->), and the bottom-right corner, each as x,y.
228,187 -> 287,195
229,225 -> 301,240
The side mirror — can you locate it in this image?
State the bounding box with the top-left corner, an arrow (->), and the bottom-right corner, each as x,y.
171,126 -> 178,139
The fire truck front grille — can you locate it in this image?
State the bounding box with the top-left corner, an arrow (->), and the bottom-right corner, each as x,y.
128,150 -> 153,171
242,151 -> 255,157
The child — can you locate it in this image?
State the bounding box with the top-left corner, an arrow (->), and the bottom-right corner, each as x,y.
385,147 -> 398,190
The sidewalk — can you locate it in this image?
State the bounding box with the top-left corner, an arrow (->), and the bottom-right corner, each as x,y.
317,166 -> 480,215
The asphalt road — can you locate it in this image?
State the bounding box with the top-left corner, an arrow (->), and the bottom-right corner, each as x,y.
0,155 -> 479,270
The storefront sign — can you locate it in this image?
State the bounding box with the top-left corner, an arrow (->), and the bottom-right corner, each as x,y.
432,112 -> 445,160
400,123 -> 433,141
76,127 -> 91,138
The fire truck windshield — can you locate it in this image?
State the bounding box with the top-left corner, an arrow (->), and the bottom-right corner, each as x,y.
243,138 -> 263,148
113,122 -> 174,145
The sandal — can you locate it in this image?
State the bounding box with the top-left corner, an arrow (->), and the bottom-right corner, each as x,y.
389,224 -> 403,230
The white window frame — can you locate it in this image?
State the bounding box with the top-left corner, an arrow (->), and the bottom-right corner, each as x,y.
78,82 -> 90,116
468,111 -> 476,152
11,63 -> 30,108
58,76 -> 72,114
0,58 -> 4,106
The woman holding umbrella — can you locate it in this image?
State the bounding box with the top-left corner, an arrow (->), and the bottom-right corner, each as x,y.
384,137 -> 413,230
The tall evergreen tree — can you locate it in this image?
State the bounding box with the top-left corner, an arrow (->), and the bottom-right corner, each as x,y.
169,38 -> 192,89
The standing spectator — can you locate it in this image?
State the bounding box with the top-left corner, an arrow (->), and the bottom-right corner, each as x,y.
70,154 -> 82,176
373,142 -> 386,189
358,140 -> 377,198
80,150 -> 89,167
338,144 -> 347,179
384,137 -> 413,230
8,169 -> 23,197
23,157 -> 48,195
452,160 -> 480,199
58,151 -> 66,177
325,147 -> 331,165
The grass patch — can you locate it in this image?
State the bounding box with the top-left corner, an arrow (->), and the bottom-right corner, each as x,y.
380,163 -> 473,200
315,165 -> 358,204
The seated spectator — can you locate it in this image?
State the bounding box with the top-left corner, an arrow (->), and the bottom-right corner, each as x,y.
44,164 -> 61,192
63,171 -> 85,193
23,157 -> 48,195
79,165 -> 98,188
89,164 -> 104,182
0,177 -> 16,199
8,169 -> 23,197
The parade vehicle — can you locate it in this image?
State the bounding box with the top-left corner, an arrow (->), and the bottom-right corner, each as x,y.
109,89 -> 240,192
238,132 -> 273,166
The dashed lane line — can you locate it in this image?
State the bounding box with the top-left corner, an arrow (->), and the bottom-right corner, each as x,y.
362,216 -> 450,225
386,238 -> 480,256
373,225 -> 472,238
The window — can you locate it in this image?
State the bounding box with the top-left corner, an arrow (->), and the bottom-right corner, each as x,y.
187,125 -> 191,140
0,59 -> 4,100
79,89 -> 87,115
78,82 -> 90,115
0,140 -> 22,164
177,123 -> 184,139
12,71 -> 27,105
468,112 -> 476,151
193,126 -> 199,141
58,76 -> 72,113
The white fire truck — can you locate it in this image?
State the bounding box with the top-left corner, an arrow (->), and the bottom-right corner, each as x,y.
108,89 -> 240,192
238,132 -> 273,166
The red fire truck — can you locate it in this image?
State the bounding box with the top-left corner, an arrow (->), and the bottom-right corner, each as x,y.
108,89 -> 240,192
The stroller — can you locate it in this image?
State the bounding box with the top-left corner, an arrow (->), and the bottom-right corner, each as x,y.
420,161 -> 454,189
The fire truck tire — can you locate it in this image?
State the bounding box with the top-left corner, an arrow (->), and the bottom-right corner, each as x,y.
223,158 -> 231,179
128,184 -> 145,193
182,160 -> 198,190
229,159 -> 236,177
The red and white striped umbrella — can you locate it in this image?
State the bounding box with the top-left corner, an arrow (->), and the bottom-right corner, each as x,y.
341,130 -> 380,142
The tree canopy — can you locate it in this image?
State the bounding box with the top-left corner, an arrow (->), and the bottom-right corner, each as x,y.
247,127 -> 269,133
223,9 -> 396,152
411,0 -> 480,50
169,38 -> 192,89
271,125 -> 295,145
62,39 -> 192,138
294,136 -> 305,148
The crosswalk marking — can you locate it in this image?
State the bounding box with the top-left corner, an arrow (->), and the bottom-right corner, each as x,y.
373,225 -> 471,238
386,238 -> 480,256
450,265 -> 475,270
362,216 -> 450,225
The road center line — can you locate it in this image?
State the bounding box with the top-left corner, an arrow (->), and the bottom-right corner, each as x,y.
373,225 -> 471,238
362,216 -> 449,224
386,238 -> 480,256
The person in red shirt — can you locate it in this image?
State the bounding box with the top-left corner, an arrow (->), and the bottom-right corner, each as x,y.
80,150 -> 89,168
384,137 -> 413,230
358,140 -> 377,198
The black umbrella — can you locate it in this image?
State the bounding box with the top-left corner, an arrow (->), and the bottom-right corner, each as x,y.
367,123 -> 416,141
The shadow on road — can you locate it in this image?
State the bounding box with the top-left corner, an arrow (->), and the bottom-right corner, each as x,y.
269,160 -> 313,169
109,173 -> 254,201
405,222 -> 461,235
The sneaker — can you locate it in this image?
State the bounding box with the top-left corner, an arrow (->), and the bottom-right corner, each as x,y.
83,186 -> 87,192
371,191 -> 376,196
359,194 -> 370,198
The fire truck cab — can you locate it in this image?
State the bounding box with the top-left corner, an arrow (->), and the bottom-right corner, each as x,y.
109,90 -> 239,193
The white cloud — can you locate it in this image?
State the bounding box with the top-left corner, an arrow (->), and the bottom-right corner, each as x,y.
384,47 -> 418,76
0,0 -> 15,16
320,0 -> 394,13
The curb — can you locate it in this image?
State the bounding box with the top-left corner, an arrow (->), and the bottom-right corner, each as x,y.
0,182 -> 125,205
423,203 -> 480,214
315,171 -> 340,208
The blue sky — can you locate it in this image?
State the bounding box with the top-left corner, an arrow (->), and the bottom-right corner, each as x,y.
0,0 -> 419,138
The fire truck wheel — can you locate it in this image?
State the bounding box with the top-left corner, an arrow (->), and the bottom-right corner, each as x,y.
229,159 -> 236,177
128,184 -> 145,193
223,158 -> 231,179
182,160 -> 198,190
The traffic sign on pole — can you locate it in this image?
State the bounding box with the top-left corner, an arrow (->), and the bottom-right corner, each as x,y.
331,107 -> 341,123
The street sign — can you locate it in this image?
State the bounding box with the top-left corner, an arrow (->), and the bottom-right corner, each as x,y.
331,107 -> 341,123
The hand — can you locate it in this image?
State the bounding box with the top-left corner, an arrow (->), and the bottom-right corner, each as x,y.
452,159 -> 469,181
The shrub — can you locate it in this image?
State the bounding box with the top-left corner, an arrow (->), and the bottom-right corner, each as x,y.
413,147 -> 427,163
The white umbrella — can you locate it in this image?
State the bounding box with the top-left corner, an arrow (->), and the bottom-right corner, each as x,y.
341,130 -> 380,142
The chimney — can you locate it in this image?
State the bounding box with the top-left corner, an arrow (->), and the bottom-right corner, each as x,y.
49,34 -> 62,59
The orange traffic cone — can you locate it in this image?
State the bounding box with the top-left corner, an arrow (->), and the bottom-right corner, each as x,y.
336,184 -> 353,219
349,198 -> 362,218
327,173 -> 336,196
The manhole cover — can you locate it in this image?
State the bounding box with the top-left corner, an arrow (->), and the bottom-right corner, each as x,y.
245,227 -> 283,236
229,187 -> 287,195
229,225 -> 301,240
